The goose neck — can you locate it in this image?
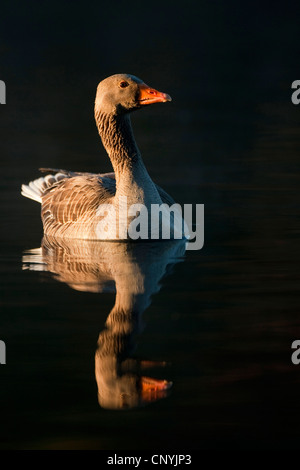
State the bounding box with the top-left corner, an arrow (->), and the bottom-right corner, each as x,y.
95,111 -> 141,180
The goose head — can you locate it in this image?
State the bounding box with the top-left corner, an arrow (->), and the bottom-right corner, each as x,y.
95,73 -> 172,116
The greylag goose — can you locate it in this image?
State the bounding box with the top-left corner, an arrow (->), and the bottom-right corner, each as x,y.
21,73 -> 185,241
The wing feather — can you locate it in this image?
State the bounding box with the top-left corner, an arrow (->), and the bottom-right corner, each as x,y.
41,175 -> 116,238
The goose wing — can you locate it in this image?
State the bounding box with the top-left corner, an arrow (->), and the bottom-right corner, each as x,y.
41,174 -> 116,238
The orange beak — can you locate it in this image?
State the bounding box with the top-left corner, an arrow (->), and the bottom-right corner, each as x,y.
138,83 -> 172,105
140,376 -> 172,403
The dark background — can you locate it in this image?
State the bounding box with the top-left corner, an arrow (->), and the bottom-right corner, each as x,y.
1,0 -> 299,182
1,0 -> 300,451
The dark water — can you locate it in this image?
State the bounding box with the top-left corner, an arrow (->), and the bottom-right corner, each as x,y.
1,0 -> 300,451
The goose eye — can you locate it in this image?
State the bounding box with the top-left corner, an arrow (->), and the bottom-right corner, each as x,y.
119,81 -> 129,88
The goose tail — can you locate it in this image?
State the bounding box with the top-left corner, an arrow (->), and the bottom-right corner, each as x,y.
21,171 -> 67,203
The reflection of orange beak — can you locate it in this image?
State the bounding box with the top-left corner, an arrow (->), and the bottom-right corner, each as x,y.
140,376 -> 172,403
138,83 -> 172,105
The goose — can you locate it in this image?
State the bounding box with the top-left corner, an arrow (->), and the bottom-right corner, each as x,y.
21,73 -> 187,241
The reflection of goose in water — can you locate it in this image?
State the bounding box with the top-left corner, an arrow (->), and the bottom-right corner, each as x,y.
23,237 -> 186,409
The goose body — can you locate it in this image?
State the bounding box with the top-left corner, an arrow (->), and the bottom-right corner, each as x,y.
21,74 -> 186,241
